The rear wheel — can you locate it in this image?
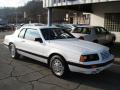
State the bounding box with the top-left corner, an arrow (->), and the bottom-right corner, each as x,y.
112,37 -> 115,44
109,37 -> 115,46
9,43 -> 19,59
50,55 -> 69,78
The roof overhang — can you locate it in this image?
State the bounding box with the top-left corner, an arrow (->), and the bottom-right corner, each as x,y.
50,4 -> 92,13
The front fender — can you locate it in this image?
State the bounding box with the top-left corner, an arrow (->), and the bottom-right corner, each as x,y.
48,48 -> 80,63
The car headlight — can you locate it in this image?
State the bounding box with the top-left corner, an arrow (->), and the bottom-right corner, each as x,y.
80,54 -> 99,62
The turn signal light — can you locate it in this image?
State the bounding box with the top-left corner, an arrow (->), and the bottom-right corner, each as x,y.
80,55 -> 87,62
80,54 -> 99,62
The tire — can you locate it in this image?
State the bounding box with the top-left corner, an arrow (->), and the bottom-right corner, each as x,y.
112,37 -> 115,44
9,43 -> 19,59
50,55 -> 69,78
109,37 -> 115,46
93,40 -> 98,43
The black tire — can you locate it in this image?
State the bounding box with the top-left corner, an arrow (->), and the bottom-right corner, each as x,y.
50,55 -> 69,78
93,40 -> 98,43
9,43 -> 19,59
112,37 -> 115,44
109,37 -> 115,46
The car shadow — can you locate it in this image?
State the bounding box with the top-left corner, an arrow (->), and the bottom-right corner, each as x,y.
107,42 -> 120,58
17,56 -> 49,67
16,55 -> 120,90
63,69 -> 120,90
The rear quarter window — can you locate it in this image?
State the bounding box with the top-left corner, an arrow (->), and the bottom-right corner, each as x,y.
18,28 -> 26,38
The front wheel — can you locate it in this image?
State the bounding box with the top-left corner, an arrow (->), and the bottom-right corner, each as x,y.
50,55 -> 68,78
93,40 -> 98,43
9,43 -> 19,59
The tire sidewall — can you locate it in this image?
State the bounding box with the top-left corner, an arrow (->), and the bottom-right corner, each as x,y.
9,43 -> 19,59
50,55 -> 67,78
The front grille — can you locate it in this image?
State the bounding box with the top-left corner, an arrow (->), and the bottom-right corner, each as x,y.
101,51 -> 111,60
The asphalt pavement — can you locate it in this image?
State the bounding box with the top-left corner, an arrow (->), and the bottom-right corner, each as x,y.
0,31 -> 120,90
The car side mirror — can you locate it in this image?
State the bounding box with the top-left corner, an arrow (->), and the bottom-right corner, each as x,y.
35,38 -> 43,43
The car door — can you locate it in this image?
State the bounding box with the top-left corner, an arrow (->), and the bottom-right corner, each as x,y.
24,28 -> 48,63
17,28 -> 47,63
94,27 -> 106,44
15,28 -> 27,50
100,27 -> 113,43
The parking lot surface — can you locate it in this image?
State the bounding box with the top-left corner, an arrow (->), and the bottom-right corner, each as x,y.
0,31 -> 120,90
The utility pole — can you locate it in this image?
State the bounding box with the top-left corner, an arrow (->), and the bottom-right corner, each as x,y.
15,12 -> 18,25
15,8 -> 18,25
37,15 -> 41,23
24,11 -> 27,23
48,8 -> 52,26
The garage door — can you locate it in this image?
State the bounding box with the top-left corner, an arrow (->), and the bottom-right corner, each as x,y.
104,13 -> 120,32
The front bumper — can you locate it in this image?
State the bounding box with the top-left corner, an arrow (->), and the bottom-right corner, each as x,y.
68,59 -> 114,74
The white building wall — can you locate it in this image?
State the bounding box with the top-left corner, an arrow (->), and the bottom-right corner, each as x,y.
90,2 -> 120,26
112,32 -> 120,42
90,14 -> 104,27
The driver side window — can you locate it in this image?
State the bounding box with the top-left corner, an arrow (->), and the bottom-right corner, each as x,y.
95,27 -> 101,34
100,27 -> 108,34
24,28 -> 40,41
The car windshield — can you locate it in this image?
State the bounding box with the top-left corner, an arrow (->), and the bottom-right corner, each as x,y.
41,28 -> 75,40
73,27 -> 91,34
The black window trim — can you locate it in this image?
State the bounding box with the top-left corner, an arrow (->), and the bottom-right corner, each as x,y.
40,28 -> 75,40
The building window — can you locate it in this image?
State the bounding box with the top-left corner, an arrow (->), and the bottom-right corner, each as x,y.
54,0 -> 56,3
54,0 -> 66,3
105,13 -> 120,32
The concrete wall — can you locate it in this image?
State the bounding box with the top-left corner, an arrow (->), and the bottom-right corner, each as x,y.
90,2 -> 120,26
112,32 -> 120,42
90,13 -> 104,27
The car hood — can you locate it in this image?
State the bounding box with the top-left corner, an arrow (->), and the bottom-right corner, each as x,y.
48,38 -> 108,54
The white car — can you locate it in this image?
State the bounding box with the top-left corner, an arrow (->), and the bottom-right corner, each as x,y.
70,26 -> 116,44
3,25 -> 114,77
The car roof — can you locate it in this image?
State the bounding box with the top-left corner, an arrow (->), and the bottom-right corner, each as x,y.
21,25 -> 60,30
76,25 -> 102,28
